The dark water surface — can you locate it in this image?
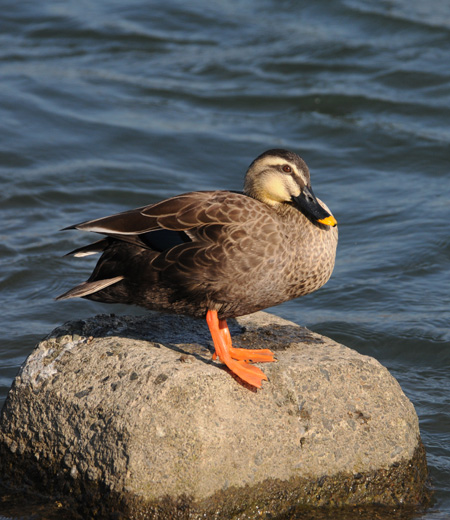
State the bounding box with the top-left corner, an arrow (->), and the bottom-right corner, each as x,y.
1,0 -> 449,518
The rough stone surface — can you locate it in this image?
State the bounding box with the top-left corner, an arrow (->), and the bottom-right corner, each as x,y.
0,311 -> 428,518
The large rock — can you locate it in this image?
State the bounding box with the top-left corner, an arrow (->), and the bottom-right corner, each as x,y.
0,311 -> 428,519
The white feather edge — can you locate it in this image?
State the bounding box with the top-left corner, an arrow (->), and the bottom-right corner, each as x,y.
56,276 -> 125,300
73,251 -> 101,257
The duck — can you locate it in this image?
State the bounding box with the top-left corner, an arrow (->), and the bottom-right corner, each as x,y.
56,149 -> 338,388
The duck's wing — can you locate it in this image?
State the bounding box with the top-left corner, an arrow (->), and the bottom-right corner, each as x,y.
59,190 -> 283,308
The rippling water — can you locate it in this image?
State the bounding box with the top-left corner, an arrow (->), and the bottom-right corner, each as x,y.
1,0 -> 449,518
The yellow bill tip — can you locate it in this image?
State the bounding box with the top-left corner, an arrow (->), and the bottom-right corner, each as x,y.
318,215 -> 337,227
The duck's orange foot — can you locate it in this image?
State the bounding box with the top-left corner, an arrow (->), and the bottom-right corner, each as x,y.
206,310 -> 275,388
226,359 -> 268,388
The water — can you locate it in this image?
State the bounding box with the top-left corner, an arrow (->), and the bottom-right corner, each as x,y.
0,0 -> 449,517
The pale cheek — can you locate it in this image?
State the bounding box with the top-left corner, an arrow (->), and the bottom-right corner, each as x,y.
262,178 -> 291,203
285,177 -> 301,198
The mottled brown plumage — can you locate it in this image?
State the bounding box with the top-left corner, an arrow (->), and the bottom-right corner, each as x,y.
57,149 -> 338,388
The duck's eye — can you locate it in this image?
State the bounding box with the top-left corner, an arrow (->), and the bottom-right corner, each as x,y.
282,165 -> 292,173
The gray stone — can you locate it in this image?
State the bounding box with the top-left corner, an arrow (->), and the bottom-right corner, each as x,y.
0,311 -> 428,518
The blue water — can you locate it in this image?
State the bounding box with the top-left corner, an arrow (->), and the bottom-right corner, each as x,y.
1,0 -> 449,517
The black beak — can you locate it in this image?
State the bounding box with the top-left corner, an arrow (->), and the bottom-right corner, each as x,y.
292,186 -> 337,227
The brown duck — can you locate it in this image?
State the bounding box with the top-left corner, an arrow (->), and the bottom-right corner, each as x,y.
57,149 -> 338,388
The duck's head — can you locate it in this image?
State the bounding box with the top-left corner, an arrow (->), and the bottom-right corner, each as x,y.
244,149 -> 337,227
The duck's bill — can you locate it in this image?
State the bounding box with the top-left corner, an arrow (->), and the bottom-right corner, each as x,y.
292,187 -> 337,227
317,215 -> 337,227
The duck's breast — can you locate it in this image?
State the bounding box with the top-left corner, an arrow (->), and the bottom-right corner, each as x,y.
279,205 -> 338,301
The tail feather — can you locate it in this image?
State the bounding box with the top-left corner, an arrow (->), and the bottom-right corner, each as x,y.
55,276 -> 124,301
64,238 -> 110,258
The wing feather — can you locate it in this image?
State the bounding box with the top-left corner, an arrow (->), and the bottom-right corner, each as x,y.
55,276 -> 124,300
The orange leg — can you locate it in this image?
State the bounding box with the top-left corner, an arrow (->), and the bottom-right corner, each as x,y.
206,310 -> 275,388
